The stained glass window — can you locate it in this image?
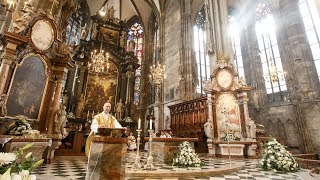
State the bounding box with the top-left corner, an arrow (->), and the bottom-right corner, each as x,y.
66,1 -> 86,46
194,9 -> 210,95
127,22 -> 144,105
299,0 -> 320,80
255,3 -> 287,94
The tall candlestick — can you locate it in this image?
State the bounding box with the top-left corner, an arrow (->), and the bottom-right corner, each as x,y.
138,118 -> 141,129
149,119 -> 152,130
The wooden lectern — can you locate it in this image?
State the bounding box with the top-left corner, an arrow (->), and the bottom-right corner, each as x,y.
86,128 -> 127,180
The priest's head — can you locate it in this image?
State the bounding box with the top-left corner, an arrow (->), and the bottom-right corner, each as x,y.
103,102 -> 111,114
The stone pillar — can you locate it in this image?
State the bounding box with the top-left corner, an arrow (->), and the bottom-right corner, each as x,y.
47,71 -> 67,134
208,0 -> 233,57
179,0 -> 195,100
276,0 -> 317,153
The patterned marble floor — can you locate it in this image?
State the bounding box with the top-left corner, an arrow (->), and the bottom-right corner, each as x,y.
34,152 -> 316,180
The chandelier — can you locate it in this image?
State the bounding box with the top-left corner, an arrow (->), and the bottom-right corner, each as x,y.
89,48 -> 109,74
149,62 -> 166,88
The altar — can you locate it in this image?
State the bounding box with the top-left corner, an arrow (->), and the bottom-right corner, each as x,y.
144,137 -> 198,164
0,135 -> 52,162
86,128 -> 127,179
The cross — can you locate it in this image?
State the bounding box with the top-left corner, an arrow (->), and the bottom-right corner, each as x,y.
49,0 -> 59,14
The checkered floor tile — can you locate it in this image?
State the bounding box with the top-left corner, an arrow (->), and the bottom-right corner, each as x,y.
33,152 -> 311,180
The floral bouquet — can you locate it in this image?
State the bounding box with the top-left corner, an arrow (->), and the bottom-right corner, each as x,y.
7,116 -> 32,136
259,138 -> 299,172
0,143 -> 44,180
172,141 -> 203,167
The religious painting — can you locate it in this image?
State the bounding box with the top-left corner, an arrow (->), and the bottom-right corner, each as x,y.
7,56 -> 47,119
216,93 -> 241,139
85,62 -> 118,114
98,27 -> 119,45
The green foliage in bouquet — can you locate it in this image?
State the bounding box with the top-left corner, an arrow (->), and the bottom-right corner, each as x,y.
0,143 -> 44,176
172,141 -> 203,167
260,138 -> 299,172
7,116 -> 32,135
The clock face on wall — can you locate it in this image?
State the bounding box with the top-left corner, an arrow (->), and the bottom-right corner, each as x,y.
31,20 -> 54,51
216,69 -> 233,89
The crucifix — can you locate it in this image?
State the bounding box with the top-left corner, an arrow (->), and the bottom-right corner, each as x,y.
49,0 -> 59,14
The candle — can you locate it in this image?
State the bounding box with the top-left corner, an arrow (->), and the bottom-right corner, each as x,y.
87,110 -> 89,120
149,119 -> 152,130
92,111 -> 95,119
138,118 -> 141,129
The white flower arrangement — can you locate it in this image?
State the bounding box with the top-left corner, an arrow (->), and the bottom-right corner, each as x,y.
260,138 -> 299,172
7,116 -> 32,136
172,141 -> 203,167
0,153 -> 16,166
0,144 -> 43,180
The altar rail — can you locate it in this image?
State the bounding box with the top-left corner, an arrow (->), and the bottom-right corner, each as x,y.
168,97 -> 208,153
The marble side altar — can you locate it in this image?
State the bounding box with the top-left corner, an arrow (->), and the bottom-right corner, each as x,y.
144,137 -> 198,164
212,141 -> 257,158
86,128 -> 127,180
0,135 -> 52,161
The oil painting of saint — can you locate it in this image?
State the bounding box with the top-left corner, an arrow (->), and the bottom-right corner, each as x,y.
7,56 -> 47,119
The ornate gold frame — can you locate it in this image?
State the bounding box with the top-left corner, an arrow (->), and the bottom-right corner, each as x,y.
6,53 -> 49,121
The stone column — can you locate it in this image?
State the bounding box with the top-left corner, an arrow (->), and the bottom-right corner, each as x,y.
208,0 -> 233,57
47,71 -> 67,134
179,0 -> 195,100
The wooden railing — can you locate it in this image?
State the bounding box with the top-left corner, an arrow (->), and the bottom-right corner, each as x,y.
168,97 -> 208,153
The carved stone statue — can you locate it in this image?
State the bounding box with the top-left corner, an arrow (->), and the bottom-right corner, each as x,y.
128,40 -> 135,52
0,94 -> 7,117
91,23 -> 98,39
127,132 -> 137,150
204,121 -> 213,139
247,118 -> 256,139
238,77 -> 247,86
55,106 -> 67,134
253,91 -> 259,109
11,7 -> 35,34
75,94 -> 85,118
115,99 -> 124,120
300,83 -> 311,99
107,6 -> 116,20
80,23 -> 88,39
55,42 -> 73,58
